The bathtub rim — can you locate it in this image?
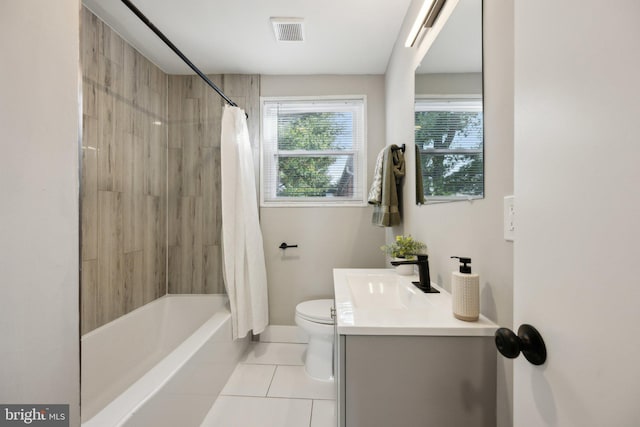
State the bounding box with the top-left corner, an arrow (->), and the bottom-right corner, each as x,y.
81,294 -> 228,341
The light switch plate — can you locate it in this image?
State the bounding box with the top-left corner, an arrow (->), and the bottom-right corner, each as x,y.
504,195 -> 515,241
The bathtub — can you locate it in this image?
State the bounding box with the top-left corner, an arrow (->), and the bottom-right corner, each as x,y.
81,294 -> 248,427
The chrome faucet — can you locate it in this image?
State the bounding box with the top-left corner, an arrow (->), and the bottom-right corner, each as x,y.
390,254 -> 439,293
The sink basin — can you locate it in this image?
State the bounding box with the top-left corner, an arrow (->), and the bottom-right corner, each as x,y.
333,268 -> 498,336
346,273 -> 427,310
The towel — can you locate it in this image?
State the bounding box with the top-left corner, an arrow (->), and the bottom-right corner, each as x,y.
369,145 -> 405,227
367,148 -> 385,204
415,144 -> 425,205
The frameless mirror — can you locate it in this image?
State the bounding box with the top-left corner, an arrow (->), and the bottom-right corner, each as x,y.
414,0 -> 483,204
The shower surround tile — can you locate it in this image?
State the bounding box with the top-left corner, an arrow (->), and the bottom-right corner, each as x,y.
97,190 -> 125,323
122,132 -> 144,253
123,250 -> 144,313
203,244 -> 223,294
81,116 -> 98,261
167,74 -> 258,295
80,7 -> 167,334
80,7 -> 259,333
201,146 -> 218,246
144,195 -> 166,302
81,260 -> 98,334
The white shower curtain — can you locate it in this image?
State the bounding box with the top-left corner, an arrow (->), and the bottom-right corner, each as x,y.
220,105 -> 269,340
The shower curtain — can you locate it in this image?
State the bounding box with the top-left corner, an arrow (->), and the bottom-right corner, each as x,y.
220,106 -> 269,340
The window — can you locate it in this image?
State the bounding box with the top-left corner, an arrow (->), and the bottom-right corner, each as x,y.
415,97 -> 484,201
261,97 -> 366,206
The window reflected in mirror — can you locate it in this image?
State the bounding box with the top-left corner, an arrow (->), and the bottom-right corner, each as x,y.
415,97 -> 483,201
414,0 -> 483,204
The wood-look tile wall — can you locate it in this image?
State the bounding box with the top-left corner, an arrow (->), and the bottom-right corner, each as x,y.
167,74 -> 260,294
80,8 -> 260,333
80,7 -> 167,334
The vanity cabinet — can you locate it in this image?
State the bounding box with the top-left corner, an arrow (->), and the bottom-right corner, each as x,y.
333,269 -> 497,427
336,334 -> 495,427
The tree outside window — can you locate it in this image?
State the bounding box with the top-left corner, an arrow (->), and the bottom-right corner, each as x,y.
415,98 -> 483,200
276,112 -> 349,197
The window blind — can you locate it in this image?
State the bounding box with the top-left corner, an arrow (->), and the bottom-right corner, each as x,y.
261,98 -> 366,205
415,98 -> 484,199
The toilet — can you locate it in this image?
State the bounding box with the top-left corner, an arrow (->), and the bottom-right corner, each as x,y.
295,299 -> 335,381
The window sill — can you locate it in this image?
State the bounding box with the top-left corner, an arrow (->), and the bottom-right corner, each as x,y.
261,201 -> 368,208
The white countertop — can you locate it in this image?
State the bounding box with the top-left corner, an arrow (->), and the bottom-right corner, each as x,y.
333,268 -> 498,336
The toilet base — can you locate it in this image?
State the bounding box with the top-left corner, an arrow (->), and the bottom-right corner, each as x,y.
295,314 -> 334,381
304,335 -> 334,381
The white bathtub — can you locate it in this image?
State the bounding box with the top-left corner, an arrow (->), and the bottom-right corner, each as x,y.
81,294 -> 248,427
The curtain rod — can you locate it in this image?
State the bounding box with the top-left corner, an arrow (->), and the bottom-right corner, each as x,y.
121,0 -> 242,112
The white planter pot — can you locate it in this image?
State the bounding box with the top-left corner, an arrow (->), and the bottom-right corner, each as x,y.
393,258 -> 415,276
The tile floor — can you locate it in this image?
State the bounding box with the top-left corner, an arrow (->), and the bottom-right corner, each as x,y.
200,342 -> 336,427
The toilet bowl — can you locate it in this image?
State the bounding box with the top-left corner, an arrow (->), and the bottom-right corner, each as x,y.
295,299 -> 335,381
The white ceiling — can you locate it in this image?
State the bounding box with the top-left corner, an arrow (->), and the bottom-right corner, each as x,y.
82,0 -> 413,75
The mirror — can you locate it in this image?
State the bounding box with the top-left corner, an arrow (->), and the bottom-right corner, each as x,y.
414,0 -> 483,204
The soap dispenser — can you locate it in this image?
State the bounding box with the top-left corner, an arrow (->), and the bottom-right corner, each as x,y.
451,256 -> 480,321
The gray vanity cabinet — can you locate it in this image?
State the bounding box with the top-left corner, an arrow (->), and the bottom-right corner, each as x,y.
336,334 -> 496,427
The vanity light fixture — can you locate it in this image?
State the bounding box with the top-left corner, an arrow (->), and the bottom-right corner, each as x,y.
405,0 -> 447,47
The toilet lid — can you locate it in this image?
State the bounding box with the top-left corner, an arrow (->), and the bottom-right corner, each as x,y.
296,299 -> 334,325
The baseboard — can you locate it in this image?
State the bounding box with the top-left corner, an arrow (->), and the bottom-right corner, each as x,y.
259,325 -> 309,344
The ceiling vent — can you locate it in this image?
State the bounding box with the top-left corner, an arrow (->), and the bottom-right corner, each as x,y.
271,18 -> 305,42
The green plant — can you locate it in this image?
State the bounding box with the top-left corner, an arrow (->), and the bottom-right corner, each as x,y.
381,235 -> 427,259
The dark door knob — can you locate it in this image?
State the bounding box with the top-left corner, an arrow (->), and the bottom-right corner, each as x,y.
495,324 -> 547,366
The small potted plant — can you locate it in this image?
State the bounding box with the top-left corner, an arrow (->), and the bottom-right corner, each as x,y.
381,235 -> 427,275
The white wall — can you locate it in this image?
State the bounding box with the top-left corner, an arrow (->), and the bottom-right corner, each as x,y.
0,1 -> 80,424
260,75 -> 387,325
415,72 -> 482,95
385,1 -> 514,426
